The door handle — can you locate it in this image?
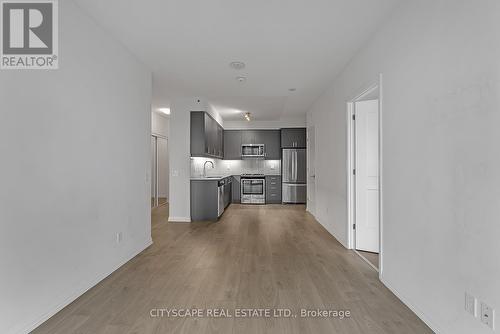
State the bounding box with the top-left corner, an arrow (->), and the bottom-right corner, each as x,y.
295,151 -> 299,181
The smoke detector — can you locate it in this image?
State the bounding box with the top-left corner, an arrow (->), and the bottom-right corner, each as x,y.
229,61 -> 246,70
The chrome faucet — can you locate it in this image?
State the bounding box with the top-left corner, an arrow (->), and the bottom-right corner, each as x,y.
203,160 -> 214,177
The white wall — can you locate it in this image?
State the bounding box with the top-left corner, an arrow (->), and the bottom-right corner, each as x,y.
0,1 -> 152,333
151,111 -> 169,137
307,1 -> 500,333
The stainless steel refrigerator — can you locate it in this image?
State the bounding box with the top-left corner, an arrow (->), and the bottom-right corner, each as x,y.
282,148 -> 307,203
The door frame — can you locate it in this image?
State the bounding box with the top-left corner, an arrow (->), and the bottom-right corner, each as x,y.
346,74 -> 384,275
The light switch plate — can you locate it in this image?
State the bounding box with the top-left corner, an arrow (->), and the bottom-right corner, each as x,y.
480,301 -> 495,329
465,293 -> 476,316
116,232 -> 123,244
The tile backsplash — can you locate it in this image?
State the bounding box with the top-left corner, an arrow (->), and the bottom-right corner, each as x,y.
191,157 -> 281,177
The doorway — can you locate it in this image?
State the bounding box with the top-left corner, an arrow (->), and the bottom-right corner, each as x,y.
151,135 -> 169,208
347,82 -> 381,272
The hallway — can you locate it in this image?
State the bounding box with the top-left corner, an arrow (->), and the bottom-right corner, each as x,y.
32,204 -> 432,334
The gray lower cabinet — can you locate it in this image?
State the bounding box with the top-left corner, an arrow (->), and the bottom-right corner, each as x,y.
232,176 -> 241,203
266,175 -> 282,204
191,177 -> 234,221
224,130 -> 242,160
223,178 -> 232,208
281,128 -> 306,148
190,180 -> 219,221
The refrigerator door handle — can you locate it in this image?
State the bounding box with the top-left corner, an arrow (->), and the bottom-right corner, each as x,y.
295,151 -> 299,182
293,151 -> 297,181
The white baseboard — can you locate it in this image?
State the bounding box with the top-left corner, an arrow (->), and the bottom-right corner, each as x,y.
380,275 -> 443,334
20,239 -> 153,334
306,207 -> 315,217
168,216 -> 191,223
308,211 -> 349,249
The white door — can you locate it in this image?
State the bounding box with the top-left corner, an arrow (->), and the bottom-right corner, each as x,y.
355,100 -> 380,253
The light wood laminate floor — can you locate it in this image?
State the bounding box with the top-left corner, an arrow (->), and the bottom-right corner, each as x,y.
31,204 -> 433,334
357,250 -> 379,269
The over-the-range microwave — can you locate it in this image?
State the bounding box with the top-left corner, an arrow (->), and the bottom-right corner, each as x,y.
241,144 -> 265,158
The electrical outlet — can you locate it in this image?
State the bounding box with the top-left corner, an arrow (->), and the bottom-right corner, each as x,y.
465,293 -> 476,316
480,302 -> 495,330
116,232 -> 123,244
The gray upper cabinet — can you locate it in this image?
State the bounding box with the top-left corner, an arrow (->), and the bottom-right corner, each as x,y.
191,111 -> 224,159
224,130 -> 242,160
281,128 -> 306,148
241,130 -> 259,144
216,124 -> 224,158
261,130 -> 280,160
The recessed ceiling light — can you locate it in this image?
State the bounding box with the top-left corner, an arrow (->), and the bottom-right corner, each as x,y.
158,108 -> 170,115
229,61 -> 246,70
288,88 -> 296,92
236,76 -> 246,83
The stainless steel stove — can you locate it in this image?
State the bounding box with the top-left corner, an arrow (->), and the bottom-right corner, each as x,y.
241,174 -> 265,204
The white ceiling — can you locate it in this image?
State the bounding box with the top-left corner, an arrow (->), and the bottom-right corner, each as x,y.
74,0 -> 401,122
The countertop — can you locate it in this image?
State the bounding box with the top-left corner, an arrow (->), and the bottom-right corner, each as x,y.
190,174 -> 234,181
190,174 -> 280,181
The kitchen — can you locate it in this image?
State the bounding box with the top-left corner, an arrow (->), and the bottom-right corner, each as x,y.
190,111 -> 307,221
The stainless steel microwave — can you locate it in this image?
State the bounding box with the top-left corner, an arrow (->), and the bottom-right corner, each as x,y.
241,144 -> 265,158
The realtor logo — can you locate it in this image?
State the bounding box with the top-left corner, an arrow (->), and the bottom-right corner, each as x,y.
1,0 -> 58,69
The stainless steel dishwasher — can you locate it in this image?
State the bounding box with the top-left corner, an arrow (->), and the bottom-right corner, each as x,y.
217,178 -> 225,217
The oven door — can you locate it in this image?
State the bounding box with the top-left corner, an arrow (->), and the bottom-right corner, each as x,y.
241,179 -> 264,195
241,178 -> 265,203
